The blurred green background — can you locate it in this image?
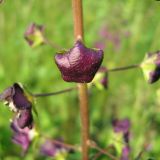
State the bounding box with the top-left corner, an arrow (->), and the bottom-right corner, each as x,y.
1,0 -> 160,159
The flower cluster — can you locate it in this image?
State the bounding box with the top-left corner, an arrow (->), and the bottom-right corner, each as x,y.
0,83 -> 33,128
0,83 -> 37,154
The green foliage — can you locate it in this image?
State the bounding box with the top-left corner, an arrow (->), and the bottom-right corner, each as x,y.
0,0 -> 160,159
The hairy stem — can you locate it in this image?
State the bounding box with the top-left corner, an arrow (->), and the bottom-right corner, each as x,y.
32,87 -> 76,98
72,0 -> 90,160
108,64 -> 140,72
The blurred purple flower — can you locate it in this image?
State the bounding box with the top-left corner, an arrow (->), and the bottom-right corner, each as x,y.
11,119 -> 36,154
40,139 -> 70,157
112,119 -> 130,134
55,40 -> 103,83
112,119 -> 131,159
112,35 -> 120,50
120,146 -> 130,160
98,26 -> 110,38
94,41 -> 106,50
95,25 -> 132,51
99,67 -> 108,86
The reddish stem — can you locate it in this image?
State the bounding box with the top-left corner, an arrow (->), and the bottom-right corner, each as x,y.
72,0 -> 90,160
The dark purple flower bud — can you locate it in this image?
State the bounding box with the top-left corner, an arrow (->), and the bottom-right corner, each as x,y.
24,23 -> 45,47
10,119 -> 37,154
112,119 -> 130,134
149,69 -> 160,84
17,109 -> 33,129
0,83 -> 32,111
123,131 -> 130,143
40,139 -> 69,157
141,51 -> 160,84
12,83 -> 32,110
55,40 -> 104,83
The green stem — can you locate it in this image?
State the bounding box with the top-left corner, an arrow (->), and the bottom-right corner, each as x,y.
32,87 -> 76,98
108,64 -> 140,72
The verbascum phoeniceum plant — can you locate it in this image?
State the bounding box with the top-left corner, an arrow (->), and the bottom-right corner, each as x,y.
0,0 -> 160,160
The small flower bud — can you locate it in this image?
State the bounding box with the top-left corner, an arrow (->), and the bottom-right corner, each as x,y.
55,40 -> 103,83
24,23 -> 45,48
89,66 -> 108,90
141,51 -> 160,84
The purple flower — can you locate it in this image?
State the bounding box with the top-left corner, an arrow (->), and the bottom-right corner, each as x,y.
112,119 -> 130,134
112,119 -> 131,159
55,40 -> 104,83
24,23 -> 45,47
40,139 -> 70,157
10,119 -> 36,154
0,83 -> 33,129
0,83 -> 32,111
120,146 -> 130,160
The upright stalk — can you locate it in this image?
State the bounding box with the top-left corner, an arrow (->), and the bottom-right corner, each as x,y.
72,0 -> 90,160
